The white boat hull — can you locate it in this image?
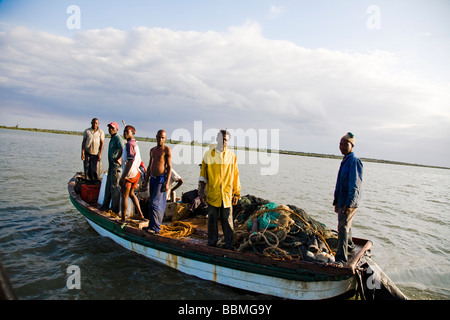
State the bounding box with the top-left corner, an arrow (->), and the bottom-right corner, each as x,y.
85,217 -> 356,300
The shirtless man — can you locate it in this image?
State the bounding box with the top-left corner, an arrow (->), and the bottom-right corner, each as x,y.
143,130 -> 172,233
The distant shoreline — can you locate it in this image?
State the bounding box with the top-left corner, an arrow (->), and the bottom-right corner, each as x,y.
2,125 -> 448,170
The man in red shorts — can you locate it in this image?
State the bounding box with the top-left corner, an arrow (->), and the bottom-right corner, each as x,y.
119,125 -> 145,221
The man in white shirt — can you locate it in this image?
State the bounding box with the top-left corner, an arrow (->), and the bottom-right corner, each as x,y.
167,168 -> 184,202
119,125 -> 145,221
81,118 -> 105,180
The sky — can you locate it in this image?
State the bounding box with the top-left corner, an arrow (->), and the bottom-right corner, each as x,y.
0,0 -> 449,167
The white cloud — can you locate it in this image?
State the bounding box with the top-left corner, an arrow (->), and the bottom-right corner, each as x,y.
0,23 -> 449,166
269,6 -> 285,19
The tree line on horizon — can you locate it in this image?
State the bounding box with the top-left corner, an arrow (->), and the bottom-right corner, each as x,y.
1,125 -> 448,170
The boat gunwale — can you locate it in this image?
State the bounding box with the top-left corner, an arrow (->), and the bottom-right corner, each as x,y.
68,174 -> 372,282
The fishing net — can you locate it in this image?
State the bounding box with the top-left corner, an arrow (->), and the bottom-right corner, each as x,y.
231,195 -> 338,263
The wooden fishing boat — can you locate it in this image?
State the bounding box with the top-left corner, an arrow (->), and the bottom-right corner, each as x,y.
68,173 -> 374,300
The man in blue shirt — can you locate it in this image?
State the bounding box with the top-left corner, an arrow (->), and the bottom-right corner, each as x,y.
333,132 -> 363,266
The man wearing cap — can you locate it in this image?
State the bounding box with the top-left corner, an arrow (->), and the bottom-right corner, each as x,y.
81,118 -> 105,180
100,122 -> 125,214
332,132 -> 363,266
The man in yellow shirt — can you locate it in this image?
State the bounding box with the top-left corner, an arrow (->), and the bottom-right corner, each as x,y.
199,130 -> 241,250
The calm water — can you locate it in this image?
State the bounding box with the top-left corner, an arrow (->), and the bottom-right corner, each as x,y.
0,128 -> 449,300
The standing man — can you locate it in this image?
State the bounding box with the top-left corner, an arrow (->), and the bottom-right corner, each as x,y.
333,132 -> 363,266
199,130 -> 241,250
143,130 -> 172,234
100,122 -> 125,214
119,125 -> 145,221
81,118 -> 105,180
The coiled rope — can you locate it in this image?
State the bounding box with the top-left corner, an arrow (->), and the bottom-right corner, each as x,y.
104,209 -> 195,238
235,204 -> 335,260
160,221 -> 194,238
